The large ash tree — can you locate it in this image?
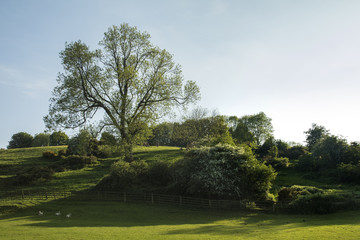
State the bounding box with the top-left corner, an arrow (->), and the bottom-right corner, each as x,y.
44,23 -> 200,161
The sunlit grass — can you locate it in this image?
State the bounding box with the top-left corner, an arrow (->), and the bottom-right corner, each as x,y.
0,200 -> 360,240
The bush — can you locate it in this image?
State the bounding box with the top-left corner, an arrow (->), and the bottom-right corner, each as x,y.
32,133 -> 50,147
277,185 -> 324,202
337,162 -> 360,183
12,167 -> 55,186
288,193 -> 356,214
50,131 -> 69,146
175,144 -> 276,200
60,155 -> 98,170
108,159 -> 149,189
266,157 -> 289,170
147,161 -> 173,187
42,150 -> 56,159
7,132 -> 33,149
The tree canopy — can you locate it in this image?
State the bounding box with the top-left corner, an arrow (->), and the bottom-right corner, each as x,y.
44,23 -> 200,160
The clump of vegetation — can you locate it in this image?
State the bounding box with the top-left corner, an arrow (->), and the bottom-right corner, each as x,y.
277,185 -> 324,202
42,150 -> 56,159
7,132 -> 34,149
288,193 -> 357,214
12,167 -> 55,185
59,155 -> 98,170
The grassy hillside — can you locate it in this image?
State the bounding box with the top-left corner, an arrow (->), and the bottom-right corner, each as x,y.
0,146 -> 183,193
1,146 -> 360,239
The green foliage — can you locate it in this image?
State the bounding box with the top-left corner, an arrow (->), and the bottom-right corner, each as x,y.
7,132 -> 33,149
304,123 -> 329,151
312,135 -> 349,170
49,131 -> 69,146
100,132 -> 117,146
146,161 -> 173,187
277,185 -> 324,202
32,133 -> 50,147
44,23 -> 200,161
266,157 -> 289,170
148,122 -> 174,146
231,112 -> 273,146
288,193 -> 356,214
171,116 -> 234,147
337,162 -> 360,183
175,144 -> 276,200
12,167 -> 55,186
60,155 -> 98,170
42,150 -> 56,159
66,130 -> 101,156
296,152 -> 317,172
104,159 -> 149,190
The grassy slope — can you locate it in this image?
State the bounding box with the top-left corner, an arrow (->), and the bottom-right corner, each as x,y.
1,146 -> 360,239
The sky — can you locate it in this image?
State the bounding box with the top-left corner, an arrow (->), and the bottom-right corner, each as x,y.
1,0 -> 360,148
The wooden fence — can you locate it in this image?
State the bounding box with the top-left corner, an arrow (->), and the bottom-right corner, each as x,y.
0,190 -> 274,211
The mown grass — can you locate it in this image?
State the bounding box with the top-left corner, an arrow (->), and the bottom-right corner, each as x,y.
0,199 -> 360,240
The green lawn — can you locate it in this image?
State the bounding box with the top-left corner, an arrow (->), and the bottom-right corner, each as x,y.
0,200 -> 359,240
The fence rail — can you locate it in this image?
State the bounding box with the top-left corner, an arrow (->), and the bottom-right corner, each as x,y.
2,190 -> 358,212
0,190 -> 275,211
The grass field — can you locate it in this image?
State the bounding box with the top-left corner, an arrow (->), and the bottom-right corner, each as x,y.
0,200 -> 360,240
1,146 -> 360,239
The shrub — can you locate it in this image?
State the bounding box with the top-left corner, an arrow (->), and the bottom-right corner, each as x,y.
337,162 -> 360,183
7,132 -> 33,149
266,157 -> 289,170
13,167 -> 55,186
147,161 -> 173,187
42,150 -> 56,159
57,149 -> 66,157
288,193 -> 356,214
277,185 -> 324,202
32,133 -> 50,147
50,131 -> 69,146
175,144 -> 276,200
109,159 -> 149,188
60,155 -> 98,169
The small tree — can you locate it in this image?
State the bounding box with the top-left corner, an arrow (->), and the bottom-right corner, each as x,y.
50,131 -> 69,146
8,132 -> 33,149
32,133 -> 50,147
304,123 -> 329,151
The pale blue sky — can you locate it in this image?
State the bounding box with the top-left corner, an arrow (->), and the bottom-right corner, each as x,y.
1,0 -> 360,148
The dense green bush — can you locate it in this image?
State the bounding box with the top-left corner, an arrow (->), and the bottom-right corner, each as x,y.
12,167 -> 55,185
146,161 -> 174,187
175,144 -> 276,200
50,131 -> 69,146
42,150 -> 56,159
277,185 -> 324,202
288,193 -> 356,214
7,132 -> 33,149
296,152 -> 317,172
337,162 -> 360,183
266,157 -> 289,170
60,155 -> 98,170
32,133 -> 50,147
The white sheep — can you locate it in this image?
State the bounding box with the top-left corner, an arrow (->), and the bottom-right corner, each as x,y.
38,211 -> 44,216
66,213 -> 72,218
55,211 -> 61,216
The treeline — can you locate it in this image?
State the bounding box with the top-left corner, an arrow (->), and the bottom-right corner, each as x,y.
7,131 -> 69,149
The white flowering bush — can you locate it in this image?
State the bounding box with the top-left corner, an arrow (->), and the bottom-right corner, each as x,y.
176,144 -> 276,200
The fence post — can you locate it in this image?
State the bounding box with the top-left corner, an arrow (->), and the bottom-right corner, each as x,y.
179,196 -> 182,206
151,193 -> 154,204
123,192 -> 127,203
209,199 -> 212,208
